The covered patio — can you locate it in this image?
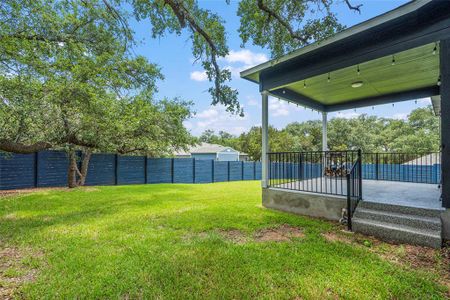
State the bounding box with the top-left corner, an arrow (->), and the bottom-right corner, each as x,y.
241,0 -> 450,246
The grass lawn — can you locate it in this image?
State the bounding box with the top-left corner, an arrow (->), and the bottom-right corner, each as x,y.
0,181 -> 449,299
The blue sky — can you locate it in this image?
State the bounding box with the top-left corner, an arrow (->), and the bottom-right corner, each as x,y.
129,0 -> 430,136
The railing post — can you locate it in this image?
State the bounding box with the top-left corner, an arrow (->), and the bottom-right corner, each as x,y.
358,149 -> 362,200
346,173 -> 352,231
375,153 -> 379,181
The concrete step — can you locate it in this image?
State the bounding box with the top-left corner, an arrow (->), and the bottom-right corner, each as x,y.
359,200 -> 443,218
354,208 -> 442,231
352,217 -> 442,248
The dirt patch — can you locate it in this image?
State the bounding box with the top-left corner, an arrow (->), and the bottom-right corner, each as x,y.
322,231 -> 353,244
218,229 -> 248,244
80,187 -> 100,192
254,224 -> 304,242
322,230 -> 450,290
0,246 -> 40,299
0,187 -> 68,198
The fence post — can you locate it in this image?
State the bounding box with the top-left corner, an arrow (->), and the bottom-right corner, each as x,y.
241,161 -> 244,180
227,161 -> 230,181
171,158 -> 174,183
144,156 -> 148,184
34,152 -> 39,187
212,160 -> 215,183
193,158 -> 195,183
254,161 -> 256,180
114,154 -> 118,185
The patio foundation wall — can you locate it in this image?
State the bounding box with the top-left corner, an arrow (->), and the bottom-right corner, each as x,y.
262,188 -> 346,221
442,209 -> 450,240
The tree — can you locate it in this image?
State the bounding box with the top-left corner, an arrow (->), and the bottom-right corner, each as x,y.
0,0 -> 195,187
129,0 -> 363,115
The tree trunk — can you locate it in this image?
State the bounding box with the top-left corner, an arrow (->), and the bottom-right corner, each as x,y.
76,149 -> 92,186
67,149 -> 78,188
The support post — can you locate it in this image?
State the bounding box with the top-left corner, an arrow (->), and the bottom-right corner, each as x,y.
261,90 -> 269,188
441,39 -> 450,208
322,112 -> 328,151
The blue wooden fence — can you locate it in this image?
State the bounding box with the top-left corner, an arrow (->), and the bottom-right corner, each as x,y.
0,151 -> 262,190
0,151 -> 441,190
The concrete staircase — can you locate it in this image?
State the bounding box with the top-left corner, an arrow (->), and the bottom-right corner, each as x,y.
352,201 -> 443,248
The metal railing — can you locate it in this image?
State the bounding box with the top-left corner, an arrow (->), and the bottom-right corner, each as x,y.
267,150 -> 359,196
363,152 -> 440,184
346,150 -> 362,230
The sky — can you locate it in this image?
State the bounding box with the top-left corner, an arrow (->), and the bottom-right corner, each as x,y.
129,0 -> 430,137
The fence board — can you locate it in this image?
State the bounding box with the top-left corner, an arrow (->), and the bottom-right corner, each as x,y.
229,161 -> 243,181
213,161 -> 228,182
173,159 -> 194,183
0,153 -> 35,190
37,151 -> 68,187
85,154 -> 116,186
148,158 -> 172,183
117,156 -> 145,185
195,160 -> 213,183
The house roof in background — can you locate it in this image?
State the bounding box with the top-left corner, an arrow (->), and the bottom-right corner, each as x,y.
175,143 -> 246,155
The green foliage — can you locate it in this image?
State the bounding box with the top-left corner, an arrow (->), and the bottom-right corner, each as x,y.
238,0 -> 345,58
0,0 -> 194,157
202,106 -> 440,160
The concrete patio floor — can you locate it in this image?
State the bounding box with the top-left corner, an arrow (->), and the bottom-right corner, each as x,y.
274,178 -> 443,210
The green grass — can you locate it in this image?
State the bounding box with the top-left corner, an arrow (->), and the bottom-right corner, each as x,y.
0,181 -> 448,299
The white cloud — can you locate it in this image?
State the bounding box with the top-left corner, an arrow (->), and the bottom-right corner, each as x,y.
196,108 -> 219,119
190,71 -> 208,82
335,111 -> 361,119
183,121 -> 193,130
189,105 -> 252,136
247,98 -> 259,106
269,96 -> 303,117
224,50 -> 268,67
392,113 -> 409,120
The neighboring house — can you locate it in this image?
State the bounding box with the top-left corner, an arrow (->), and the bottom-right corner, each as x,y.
174,143 -> 243,161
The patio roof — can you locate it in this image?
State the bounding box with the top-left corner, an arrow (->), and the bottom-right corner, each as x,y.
240,0 -> 450,112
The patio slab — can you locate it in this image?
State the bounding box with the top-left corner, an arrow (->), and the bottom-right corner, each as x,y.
274,178 -> 443,210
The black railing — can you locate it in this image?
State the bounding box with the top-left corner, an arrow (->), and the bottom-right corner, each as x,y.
363,152 -> 440,184
267,150 -> 359,196
346,150 -> 362,230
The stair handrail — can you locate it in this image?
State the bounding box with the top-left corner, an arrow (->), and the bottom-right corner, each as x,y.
346,149 -> 363,231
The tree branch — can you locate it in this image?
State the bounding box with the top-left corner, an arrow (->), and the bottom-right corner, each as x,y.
257,0 -> 309,44
163,0 -> 223,101
344,0 -> 362,14
0,139 -> 53,154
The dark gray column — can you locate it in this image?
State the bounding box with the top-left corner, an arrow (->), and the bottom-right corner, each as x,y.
441,39 -> 450,208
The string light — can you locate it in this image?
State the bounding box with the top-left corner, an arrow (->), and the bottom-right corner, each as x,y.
327,73 -> 331,83
392,103 -> 395,107
415,100 -> 417,104
433,43 -> 437,55
282,90 -> 286,94
438,75 -> 441,86
391,55 -> 396,66
304,80 -> 307,88
357,64 -> 360,76
372,106 -> 374,110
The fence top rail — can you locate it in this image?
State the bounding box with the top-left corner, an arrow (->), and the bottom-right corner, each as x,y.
267,150 -> 359,155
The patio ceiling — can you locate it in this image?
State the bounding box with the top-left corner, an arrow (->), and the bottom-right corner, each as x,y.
279,43 -> 439,106
240,0 -> 450,112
